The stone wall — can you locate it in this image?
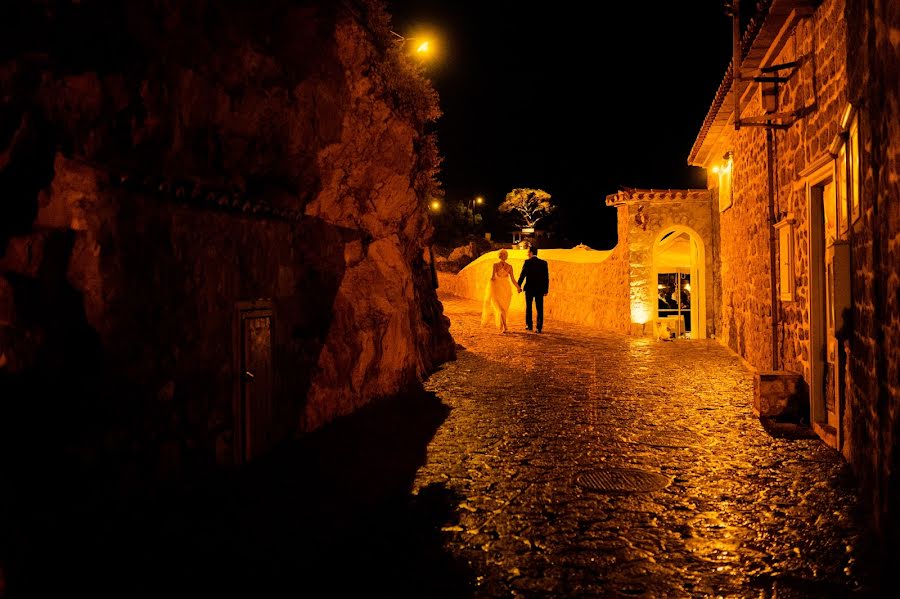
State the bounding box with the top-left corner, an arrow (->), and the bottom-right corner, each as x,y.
615,201 -> 633,329
772,0 -> 849,379
710,0 -> 899,558
436,191 -> 717,338
0,0 -> 454,483
718,111 -> 774,367
438,247 -> 631,333
718,0 -> 849,373
843,0 -> 900,561
608,190 -> 717,338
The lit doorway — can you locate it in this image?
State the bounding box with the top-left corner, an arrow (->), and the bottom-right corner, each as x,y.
657,270 -> 691,336
652,227 -> 706,339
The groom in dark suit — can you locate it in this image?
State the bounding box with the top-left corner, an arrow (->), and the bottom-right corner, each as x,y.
517,246 -> 549,333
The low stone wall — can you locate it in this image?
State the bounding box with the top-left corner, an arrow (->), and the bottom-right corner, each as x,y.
438,248 -> 630,333
754,371 -> 806,420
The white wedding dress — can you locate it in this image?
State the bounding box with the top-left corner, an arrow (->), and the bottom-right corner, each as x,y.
481,261 -> 515,331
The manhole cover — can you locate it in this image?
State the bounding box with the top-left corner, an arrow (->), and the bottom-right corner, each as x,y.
636,431 -> 706,448
576,468 -> 670,493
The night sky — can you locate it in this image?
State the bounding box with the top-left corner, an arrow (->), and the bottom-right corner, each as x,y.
388,1 -> 734,248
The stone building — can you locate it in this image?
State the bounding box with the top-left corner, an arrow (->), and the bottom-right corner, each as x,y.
685,0 -> 898,556
0,0 -> 454,485
604,188 -> 718,340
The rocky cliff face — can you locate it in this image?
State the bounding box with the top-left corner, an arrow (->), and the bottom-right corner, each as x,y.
0,0 -> 454,479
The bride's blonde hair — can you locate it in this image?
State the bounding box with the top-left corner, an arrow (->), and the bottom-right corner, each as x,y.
498,249 -> 508,260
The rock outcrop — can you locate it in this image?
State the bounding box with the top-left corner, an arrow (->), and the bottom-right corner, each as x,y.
0,0 -> 454,480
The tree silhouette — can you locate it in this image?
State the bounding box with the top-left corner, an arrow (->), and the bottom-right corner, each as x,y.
498,188 -> 555,228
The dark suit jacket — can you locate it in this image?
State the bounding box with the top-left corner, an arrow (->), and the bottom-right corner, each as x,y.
518,256 -> 549,295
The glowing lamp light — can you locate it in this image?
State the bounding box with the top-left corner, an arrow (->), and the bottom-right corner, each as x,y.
712,155 -> 733,176
430,200 -> 441,211
630,302 -> 651,325
391,30 -> 438,61
475,196 -> 484,205
683,283 -> 691,292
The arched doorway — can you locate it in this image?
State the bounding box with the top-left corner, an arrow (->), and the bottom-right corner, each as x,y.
652,226 -> 707,339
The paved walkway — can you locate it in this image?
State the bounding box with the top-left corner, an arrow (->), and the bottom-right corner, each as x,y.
414,294 -> 880,597
2,294 -> 884,598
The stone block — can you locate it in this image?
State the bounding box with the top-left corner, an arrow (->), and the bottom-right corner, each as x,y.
754,370 -> 806,419
758,376 -> 784,395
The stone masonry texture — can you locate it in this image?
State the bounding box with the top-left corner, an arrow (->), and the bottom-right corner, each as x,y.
843,0 -> 900,558
714,0 -> 853,372
711,0 -> 899,558
771,0 -> 849,381
610,191 -> 716,338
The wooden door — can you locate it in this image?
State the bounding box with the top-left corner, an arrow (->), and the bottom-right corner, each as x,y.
234,302 -> 274,464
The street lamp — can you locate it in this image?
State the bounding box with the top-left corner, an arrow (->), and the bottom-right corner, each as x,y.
430,199 -> 441,211
391,31 -> 436,59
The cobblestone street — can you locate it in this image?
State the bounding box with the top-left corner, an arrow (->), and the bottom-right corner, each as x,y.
415,294 -> 881,597
2,295 -> 886,599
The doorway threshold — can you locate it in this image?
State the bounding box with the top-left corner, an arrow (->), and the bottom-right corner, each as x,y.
812,421 -> 839,450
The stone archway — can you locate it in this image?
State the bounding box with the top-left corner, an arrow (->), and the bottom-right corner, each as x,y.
605,188 -> 716,339
652,225 -> 707,339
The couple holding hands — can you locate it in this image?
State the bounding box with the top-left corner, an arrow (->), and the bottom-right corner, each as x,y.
481,246 -> 549,334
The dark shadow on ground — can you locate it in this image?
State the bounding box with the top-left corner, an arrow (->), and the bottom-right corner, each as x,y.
759,417 -> 820,440
2,389 -> 474,598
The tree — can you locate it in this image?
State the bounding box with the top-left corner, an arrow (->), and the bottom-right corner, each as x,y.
498,188 -> 555,228
430,199 -> 485,245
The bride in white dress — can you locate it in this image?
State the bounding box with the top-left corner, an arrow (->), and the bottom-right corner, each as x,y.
481,249 -> 521,333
